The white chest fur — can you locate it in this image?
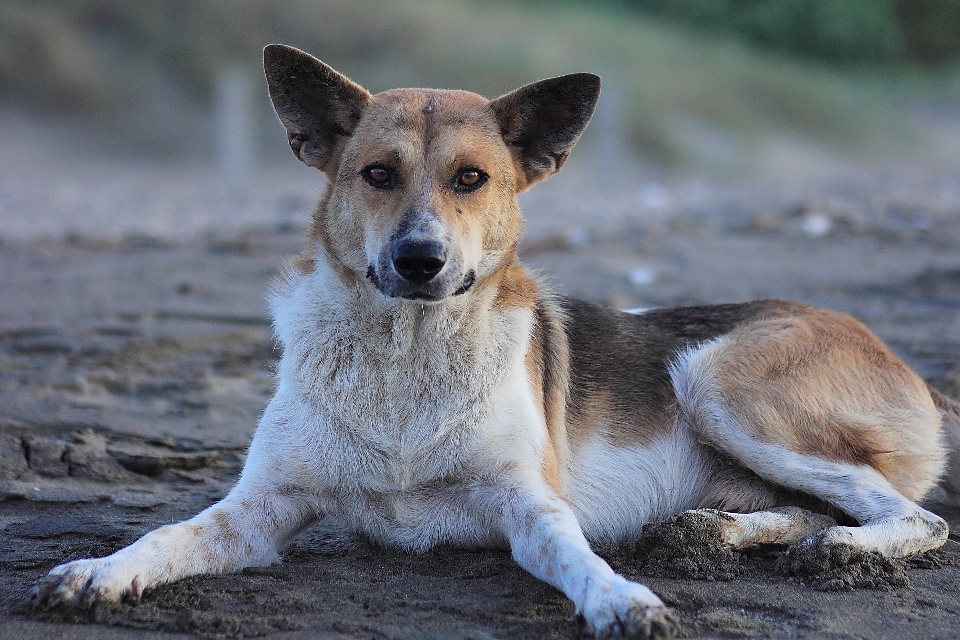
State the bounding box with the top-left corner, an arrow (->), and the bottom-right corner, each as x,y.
256,267 -> 540,549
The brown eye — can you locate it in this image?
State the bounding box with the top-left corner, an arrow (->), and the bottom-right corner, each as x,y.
455,168 -> 486,192
362,165 -> 396,188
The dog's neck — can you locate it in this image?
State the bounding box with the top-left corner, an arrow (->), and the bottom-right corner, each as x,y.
286,250 -> 508,344
357,285 -> 481,350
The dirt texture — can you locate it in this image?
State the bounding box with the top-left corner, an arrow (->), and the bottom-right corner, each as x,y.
626,512 -> 741,582
4,108 -> 960,639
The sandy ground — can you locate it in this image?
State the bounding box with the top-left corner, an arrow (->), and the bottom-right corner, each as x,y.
4,106 -> 960,639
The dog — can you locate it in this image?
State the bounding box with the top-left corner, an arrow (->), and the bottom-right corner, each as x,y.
33,44 -> 960,639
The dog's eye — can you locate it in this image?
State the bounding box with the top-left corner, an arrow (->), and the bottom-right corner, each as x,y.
455,169 -> 486,192
459,170 -> 480,186
362,166 -> 396,189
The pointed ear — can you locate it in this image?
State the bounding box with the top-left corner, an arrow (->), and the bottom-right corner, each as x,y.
489,73 -> 600,188
264,45 -> 371,173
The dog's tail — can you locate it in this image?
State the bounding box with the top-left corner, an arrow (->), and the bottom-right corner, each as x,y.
929,384 -> 960,500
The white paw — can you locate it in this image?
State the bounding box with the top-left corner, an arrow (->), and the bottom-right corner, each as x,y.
31,557 -> 143,608
580,577 -> 677,639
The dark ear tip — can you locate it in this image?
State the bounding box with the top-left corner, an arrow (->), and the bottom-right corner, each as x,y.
570,72 -> 601,96
537,73 -> 600,105
263,43 -> 288,60
263,44 -> 312,68
576,72 -> 601,86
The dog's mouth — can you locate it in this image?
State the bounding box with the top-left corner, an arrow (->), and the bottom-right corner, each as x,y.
367,266 -> 475,302
452,270 -> 476,296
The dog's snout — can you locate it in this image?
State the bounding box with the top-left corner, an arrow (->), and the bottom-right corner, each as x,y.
392,240 -> 446,284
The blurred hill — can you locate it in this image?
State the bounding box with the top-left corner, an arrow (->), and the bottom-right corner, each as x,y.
619,0 -> 960,65
1,0 -> 958,175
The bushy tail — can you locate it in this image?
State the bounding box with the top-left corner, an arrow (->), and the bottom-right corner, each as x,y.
929,384 -> 960,500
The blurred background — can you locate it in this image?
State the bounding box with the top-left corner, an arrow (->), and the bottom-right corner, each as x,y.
0,0 -> 959,242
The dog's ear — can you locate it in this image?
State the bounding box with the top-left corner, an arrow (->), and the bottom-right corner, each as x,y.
489,73 -> 600,189
264,45 -> 371,173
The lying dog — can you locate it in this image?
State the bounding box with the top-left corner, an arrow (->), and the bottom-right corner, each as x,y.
33,45 -> 960,639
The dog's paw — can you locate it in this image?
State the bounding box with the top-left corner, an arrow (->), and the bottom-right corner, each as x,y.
778,526 -> 873,575
580,577 -> 677,639
31,558 -> 142,609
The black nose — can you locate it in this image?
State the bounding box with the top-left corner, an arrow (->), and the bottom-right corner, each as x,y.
392,240 -> 446,284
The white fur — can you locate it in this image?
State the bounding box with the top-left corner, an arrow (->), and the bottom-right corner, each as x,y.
565,431 -> 712,545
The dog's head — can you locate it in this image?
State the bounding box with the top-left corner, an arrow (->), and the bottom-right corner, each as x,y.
264,44 -> 599,302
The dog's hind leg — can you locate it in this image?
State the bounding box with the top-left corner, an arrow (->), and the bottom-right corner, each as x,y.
680,507 -> 836,550
671,324 -> 949,560
685,413 -> 947,558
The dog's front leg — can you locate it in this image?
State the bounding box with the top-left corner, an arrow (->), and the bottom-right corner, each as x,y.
32,486 -> 319,608
503,489 -> 676,639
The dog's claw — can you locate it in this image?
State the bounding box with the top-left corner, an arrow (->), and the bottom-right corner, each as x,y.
31,569 -> 83,609
592,606 -> 676,639
651,612 -> 679,638
30,559 -> 132,609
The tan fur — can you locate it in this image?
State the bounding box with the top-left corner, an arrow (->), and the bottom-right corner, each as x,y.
695,465 -> 783,513
516,279 -> 556,490
529,297 -> 573,494
708,304 -> 944,502
525,344 -> 562,493
490,263 -> 538,309
211,511 -> 248,554
320,89 -> 523,282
